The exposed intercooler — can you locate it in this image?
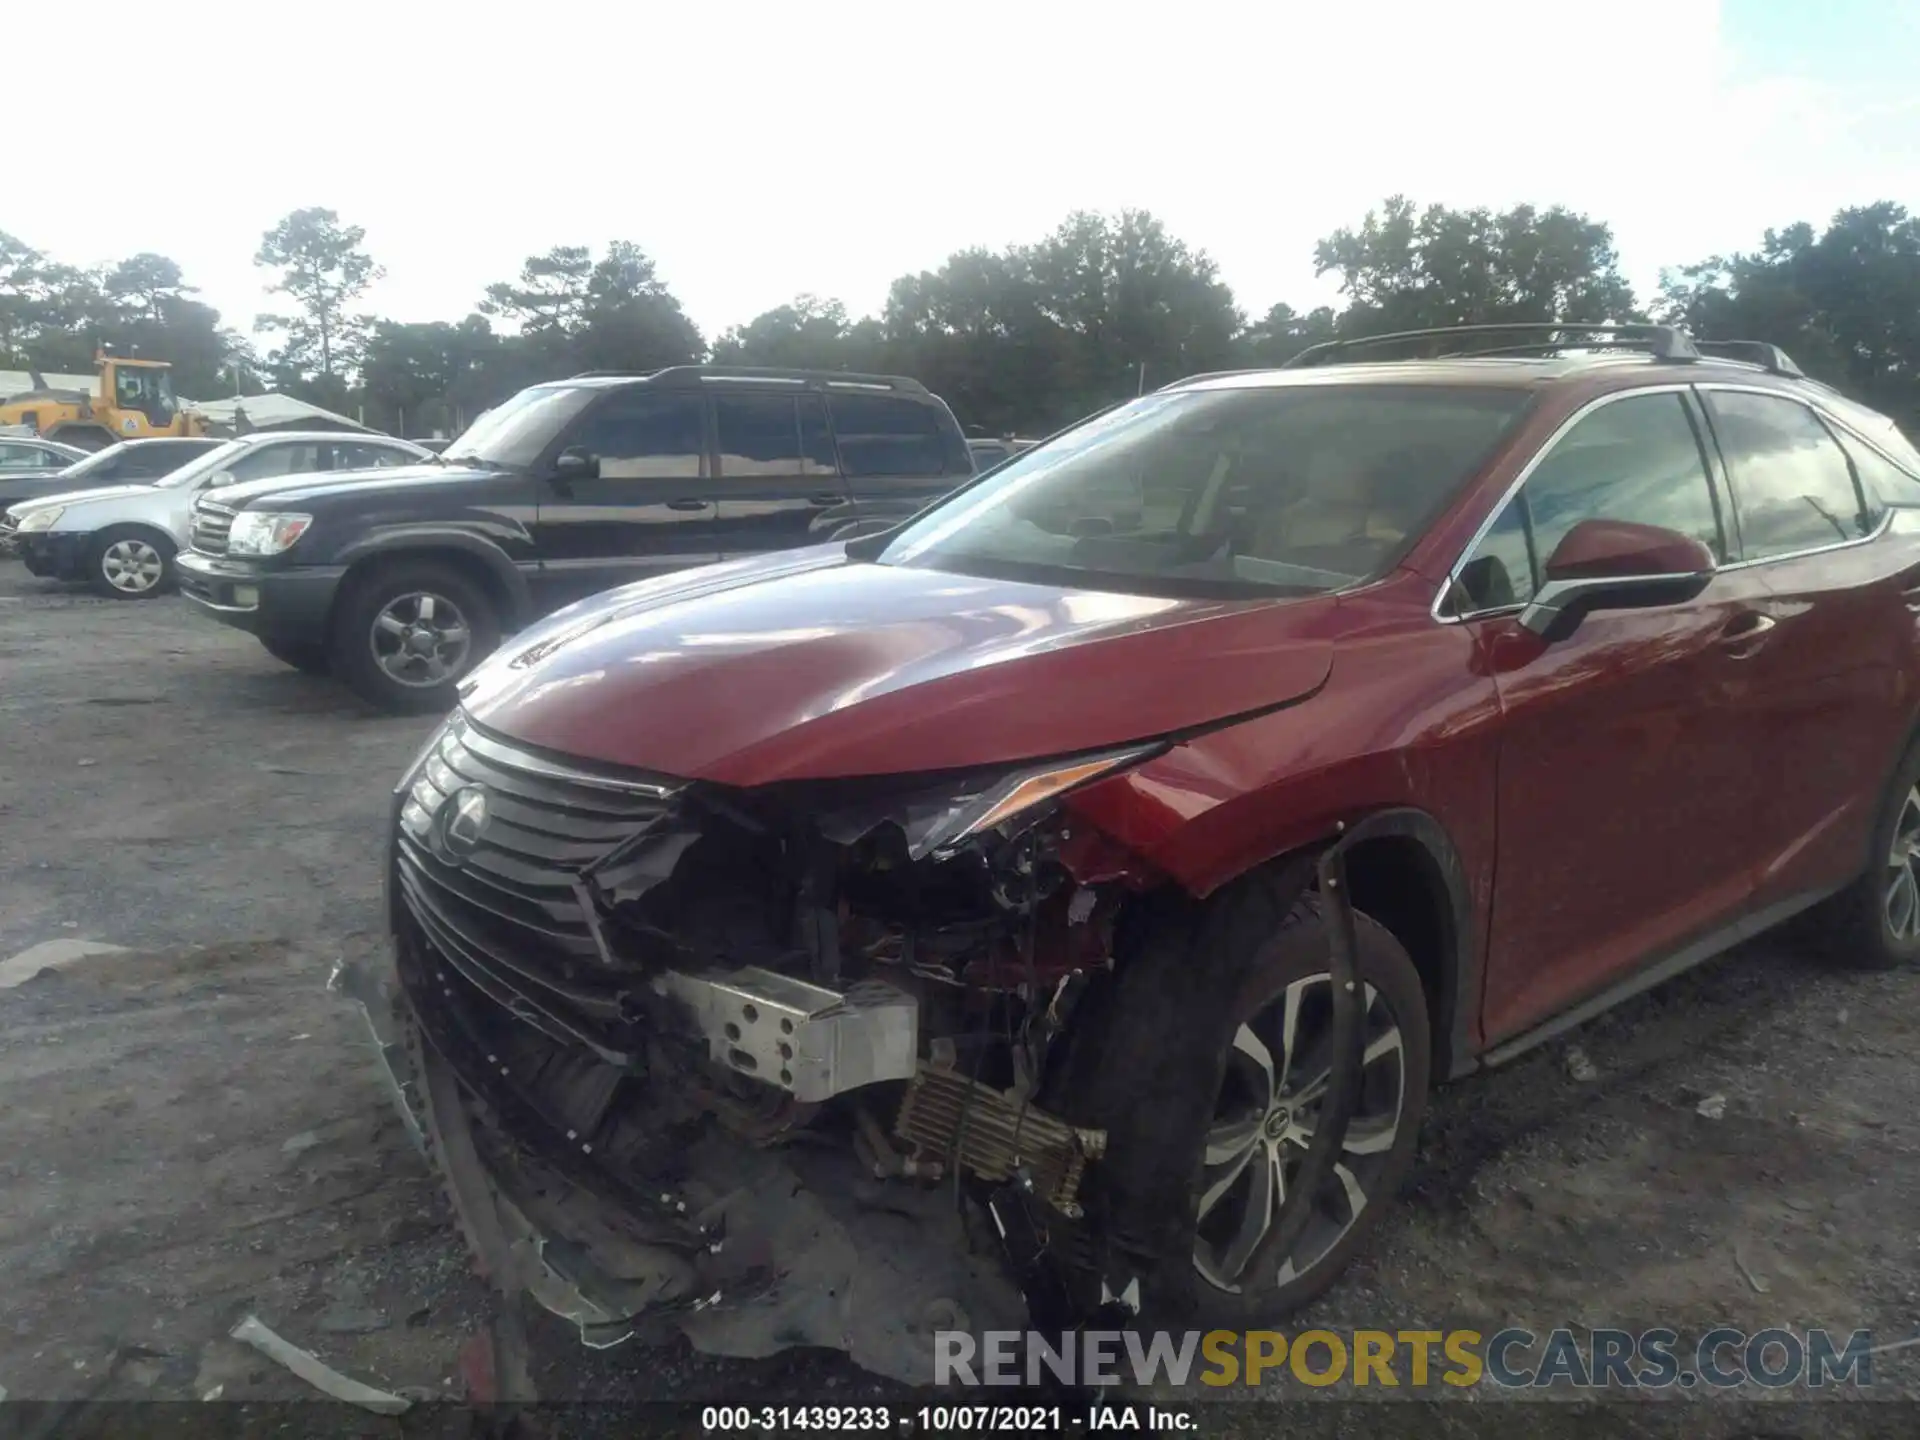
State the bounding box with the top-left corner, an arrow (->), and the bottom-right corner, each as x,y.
894,1065 -> 1106,1214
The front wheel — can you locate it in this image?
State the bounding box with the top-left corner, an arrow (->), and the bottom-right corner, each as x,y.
85,527 -> 174,600
1064,882 -> 1430,1328
329,561 -> 500,714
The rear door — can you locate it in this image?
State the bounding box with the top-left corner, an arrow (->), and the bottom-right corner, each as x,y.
1454,387 -> 1774,1045
827,390 -> 973,529
1697,386 -> 1918,906
531,387 -> 720,607
710,388 -> 849,557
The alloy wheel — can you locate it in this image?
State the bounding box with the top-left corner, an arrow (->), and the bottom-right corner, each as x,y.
1886,786 -> 1920,942
370,591 -> 473,688
1193,975 -> 1407,1294
101,538 -> 165,594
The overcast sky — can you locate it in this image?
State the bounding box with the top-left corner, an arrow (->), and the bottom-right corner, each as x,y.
13,0 -> 1919,342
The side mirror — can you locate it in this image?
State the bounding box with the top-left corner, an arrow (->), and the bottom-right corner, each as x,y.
552,446 -> 599,483
1518,518 -> 1716,638
201,470 -> 236,491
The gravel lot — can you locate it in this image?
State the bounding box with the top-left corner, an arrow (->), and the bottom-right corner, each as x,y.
3,563 -> 1920,1434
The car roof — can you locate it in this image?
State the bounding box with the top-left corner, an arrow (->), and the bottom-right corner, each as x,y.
553,365 -> 933,396
230,430 -> 421,445
1169,352 -> 1829,399
117,436 -> 223,448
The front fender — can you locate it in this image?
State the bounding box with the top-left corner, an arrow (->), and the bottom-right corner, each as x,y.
334,527 -> 533,627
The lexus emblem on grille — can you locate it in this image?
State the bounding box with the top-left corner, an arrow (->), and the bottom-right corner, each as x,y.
433,785 -> 491,861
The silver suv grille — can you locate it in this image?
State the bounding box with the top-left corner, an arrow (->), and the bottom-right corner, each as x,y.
394,716 -> 682,1018
190,501 -> 235,556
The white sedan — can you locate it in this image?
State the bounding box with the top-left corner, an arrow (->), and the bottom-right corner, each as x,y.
1,431 -> 430,598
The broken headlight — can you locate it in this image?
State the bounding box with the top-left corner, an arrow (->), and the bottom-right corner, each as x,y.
844,744 -> 1160,861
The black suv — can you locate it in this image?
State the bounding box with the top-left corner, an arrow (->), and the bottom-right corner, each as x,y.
175,367 -> 975,712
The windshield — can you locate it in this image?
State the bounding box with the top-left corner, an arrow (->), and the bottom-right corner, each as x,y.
158,439 -> 249,488
443,384 -> 598,469
879,384 -> 1534,598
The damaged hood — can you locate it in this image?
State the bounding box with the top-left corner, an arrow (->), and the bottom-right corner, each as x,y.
461,546 -> 1334,785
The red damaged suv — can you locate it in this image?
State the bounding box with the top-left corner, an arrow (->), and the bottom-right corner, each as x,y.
349,325 -> 1920,1383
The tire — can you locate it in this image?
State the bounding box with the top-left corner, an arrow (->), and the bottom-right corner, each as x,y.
329,560 -> 500,715
1059,876 -> 1430,1330
1802,739 -> 1920,970
85,526 -> 174,600
260,637 -> 330,676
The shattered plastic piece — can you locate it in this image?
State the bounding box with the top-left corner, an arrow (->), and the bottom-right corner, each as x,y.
1696,1093 -> 1727,1120
281,1131 -> 322,1156
1564,1046 -> 1598,1083
199,1385 -> 222,1402
229,1315 -> 411,1415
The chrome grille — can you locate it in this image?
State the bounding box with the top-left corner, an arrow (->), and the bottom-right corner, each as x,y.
190,500 -> 235,555
394,716 -> 682,1018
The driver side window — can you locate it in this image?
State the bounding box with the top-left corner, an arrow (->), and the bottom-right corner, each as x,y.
1452,392 -> 1724,615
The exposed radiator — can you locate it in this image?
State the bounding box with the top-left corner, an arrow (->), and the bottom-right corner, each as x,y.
893,1065 -> 1106,1214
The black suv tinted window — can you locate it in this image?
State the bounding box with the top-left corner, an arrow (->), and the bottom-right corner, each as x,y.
571,392 -> 704,478
715,394 -> 803,476
829,395 -> 952,478
1455,392 -> 1722,613
1706,391 -> 1871,559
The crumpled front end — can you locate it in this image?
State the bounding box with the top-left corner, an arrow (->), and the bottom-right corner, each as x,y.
351,709 -> 1166,1384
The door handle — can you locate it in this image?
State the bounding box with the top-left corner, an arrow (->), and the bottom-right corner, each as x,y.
1718,610 -> 1777,658
666,498 -> 708,512
805,493 -> 842,507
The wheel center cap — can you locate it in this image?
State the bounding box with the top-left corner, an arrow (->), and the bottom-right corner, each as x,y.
407,627 -> 437,654
1265,1107 -> 1290,1139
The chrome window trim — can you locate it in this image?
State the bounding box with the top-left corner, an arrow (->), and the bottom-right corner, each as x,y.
1433,380 -> 1906,624
1430,383 -> 1694,625
1694,382 -> 1897,571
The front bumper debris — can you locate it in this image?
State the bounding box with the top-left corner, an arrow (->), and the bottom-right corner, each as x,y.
335,941 -> 1031,1384
653,966 -> 920,1103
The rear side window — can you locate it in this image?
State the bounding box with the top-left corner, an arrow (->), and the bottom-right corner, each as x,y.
1829,424 -> 1914,522
1705,391 -> 1871,559
829,395 -> 956,478
229,442 -> 327,481
335,441 -> 415,469
1454,393 -> 1722,613
714,394 -> 803,476
0,443 -> 48,469
570,392 -> 705,479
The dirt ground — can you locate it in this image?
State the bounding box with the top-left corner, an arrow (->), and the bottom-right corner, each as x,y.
4,563 -> 1920,1432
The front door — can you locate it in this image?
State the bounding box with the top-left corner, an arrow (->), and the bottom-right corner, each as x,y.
532,388 -> 720,608
710,390 -> 850,557
1452,388 -> 1773,1045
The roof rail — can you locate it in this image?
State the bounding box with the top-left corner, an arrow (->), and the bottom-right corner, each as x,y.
589,364 -> 929,394
1692,340 -> 1805,378
1283,323 -> 1700,369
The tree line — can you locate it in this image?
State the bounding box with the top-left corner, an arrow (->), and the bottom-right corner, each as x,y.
3,196 -> 1916,439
